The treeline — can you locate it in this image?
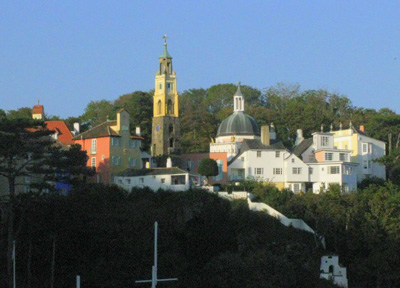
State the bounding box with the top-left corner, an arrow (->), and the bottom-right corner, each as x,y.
0,186 -> 336,288
246,181 -> 400,288
4,83 -> 400,153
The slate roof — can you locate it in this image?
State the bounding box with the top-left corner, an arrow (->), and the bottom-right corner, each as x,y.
72,121 -> 119,140
228,139 -> 287,165
292,138 -> 313,157
217,112 -> 261,137
45,121 -> 74,145
117,167 -> 187,177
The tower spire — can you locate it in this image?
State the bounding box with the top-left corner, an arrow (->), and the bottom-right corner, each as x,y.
233,81 -> 244,112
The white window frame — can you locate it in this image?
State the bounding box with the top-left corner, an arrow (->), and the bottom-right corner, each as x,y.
91,157 -> 96,167
255,168 -> 264,175
328,166 -> 340,174
325,153 -> 333,161
91,139 -> 97,154
275,151 -> 280,158
292,167 -> 302,174
273,168 -> 282,175
256,151 -> 262,158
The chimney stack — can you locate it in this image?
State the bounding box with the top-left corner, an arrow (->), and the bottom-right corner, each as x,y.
166,157 -> 172,168
269,123 -> 276,140
136,126 -> 141,137
359,125 -> 365,132
73,122 -> 80,135
260,125 -> 270,146
295,129 -> 304,146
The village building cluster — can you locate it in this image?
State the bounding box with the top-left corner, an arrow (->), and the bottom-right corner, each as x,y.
0,40 -> 386,197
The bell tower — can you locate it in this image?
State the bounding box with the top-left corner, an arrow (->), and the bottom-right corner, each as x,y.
151,35 -> 180,156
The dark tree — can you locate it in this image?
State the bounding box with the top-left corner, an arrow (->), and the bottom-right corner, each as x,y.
198,158 -> 219,184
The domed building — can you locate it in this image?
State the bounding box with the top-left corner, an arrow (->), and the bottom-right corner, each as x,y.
210,83 -> 268,161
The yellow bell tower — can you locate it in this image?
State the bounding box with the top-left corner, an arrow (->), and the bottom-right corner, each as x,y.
151,35 -> 180,156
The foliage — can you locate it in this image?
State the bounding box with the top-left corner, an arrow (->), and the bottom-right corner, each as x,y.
245,182 -> 400,287
198,158 -> 219,182
0,186 -> 333,288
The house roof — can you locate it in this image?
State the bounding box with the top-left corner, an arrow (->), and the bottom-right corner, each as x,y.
72,121 -> 118,140
72,120 -> 144,140
32,105 -> 44,114
117,167 -> 187,177
292,138 -> 313,157
228,139 -> 286,165
45,121 -> 74,145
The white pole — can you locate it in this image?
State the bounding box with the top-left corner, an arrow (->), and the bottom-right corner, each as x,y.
76,275 -> 80,288
152,221 -> 158,288
13,240 -> 16,288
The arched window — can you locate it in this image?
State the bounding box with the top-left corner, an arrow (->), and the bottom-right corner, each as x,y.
169,124 -> 174,134
158,100 -> 162,115
167,100 -> 173,115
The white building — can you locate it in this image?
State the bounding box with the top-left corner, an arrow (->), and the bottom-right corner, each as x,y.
320,255 -> 348,288
293,130 -> 358,193
114,167 -> 190,192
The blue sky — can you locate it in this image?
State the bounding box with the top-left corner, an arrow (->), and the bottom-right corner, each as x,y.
1,1 -> 399,119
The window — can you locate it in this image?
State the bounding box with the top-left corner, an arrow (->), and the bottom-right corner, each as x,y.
255,168 -> 264,175
161,178 -> 165,184
241,157 -> 245,161
118,179 -> 123,184
273,168 -> 282,175
257,151 -> 262,157
112,156 -> 122,166
159,83 -> 162,90
167,83 -> 173,92
25,176 -> 30,183
325,153 -> 333,161
308,155 -> 315,162
101,155 -> 105,160
91,139 -> 97,154
328,166 -> 340,174
167,99 -> 174,114
344,166 -> 352,175
140,178 -> 144,183
112,137 -> 121,146
129,158 -> 135,167
291,158 -> 295,163
91,157 -> 96,167
126,179 -> 131,185
368,160 -> 371,169
172,175 -> 186,185
275,151 -> 280,158
309,167 -> 313,175
339,153 -> 346,161
169,124 -> 174,134
362,143 -> 368,153
294,183 -> 300,193
292,167 -> 302,174
158,100 -> 162,115
321,136 -> 329,147
25,185 -> 31,193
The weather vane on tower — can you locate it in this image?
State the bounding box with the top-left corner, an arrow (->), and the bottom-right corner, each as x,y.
162,34 -> 168,46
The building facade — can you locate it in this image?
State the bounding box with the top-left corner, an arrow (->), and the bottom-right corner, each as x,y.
73,109 -> 143,184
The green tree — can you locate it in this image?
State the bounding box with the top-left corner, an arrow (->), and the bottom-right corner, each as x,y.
6,107 -> 32,119
0,118 -> 53,288
80,99 -> 116,128
198,158 -> 219,184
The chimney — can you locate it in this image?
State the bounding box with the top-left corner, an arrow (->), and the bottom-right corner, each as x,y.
260,125 -> 270,146
359,125 -> 365,132
135,126 -> 141,137
295,129 -> 304,146
166,157 -> 172,168
269,123 -> 276,140
73,122 -> 80,135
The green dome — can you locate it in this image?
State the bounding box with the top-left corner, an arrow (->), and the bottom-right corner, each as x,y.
217,111 -> 260,137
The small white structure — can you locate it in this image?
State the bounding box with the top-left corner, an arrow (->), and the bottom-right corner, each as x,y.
320,255 -> 348,288
114,167 -> 190,192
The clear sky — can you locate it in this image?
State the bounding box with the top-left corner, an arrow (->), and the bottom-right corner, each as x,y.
1,1 -> 399,119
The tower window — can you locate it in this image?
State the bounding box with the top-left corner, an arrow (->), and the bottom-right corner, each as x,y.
167,100 -> 174,115
170,138 -> 174,148
158,100 -> 162,115
167,83 -> 173,92
169,124 -> 174,134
